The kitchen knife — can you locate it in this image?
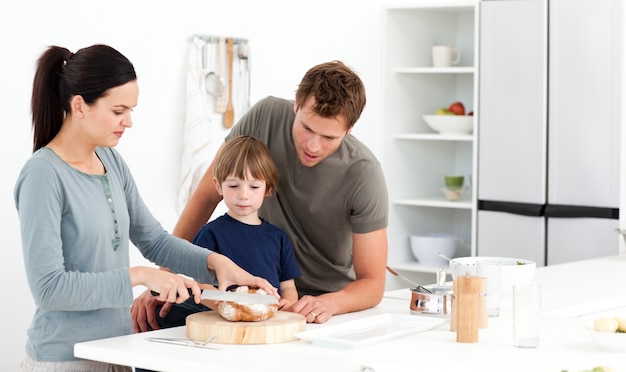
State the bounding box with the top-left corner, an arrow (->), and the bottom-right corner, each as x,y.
200,289 -> 278,305
150,289 -> 278,305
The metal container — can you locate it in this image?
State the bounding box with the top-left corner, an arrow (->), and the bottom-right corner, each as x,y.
410,286 -> 453,316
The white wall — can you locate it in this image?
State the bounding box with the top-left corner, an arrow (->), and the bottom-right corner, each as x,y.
0,0 -> 430,368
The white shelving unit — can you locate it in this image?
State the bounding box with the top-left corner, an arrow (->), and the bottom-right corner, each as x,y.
382,2 -> 479,286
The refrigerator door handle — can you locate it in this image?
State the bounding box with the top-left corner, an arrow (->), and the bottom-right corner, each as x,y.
478,200 -> 545,217
544,205 -> 619,219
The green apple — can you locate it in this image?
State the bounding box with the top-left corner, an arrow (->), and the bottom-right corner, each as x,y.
435,107 -> 449,115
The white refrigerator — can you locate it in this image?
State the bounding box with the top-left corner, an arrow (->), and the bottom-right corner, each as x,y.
477,0 -> 622,266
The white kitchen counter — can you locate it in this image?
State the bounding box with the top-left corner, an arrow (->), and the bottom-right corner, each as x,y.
532,255 -> 626,317
75,255 -> 626,372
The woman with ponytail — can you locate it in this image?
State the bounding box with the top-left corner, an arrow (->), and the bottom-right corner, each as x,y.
15,44 -> 278,371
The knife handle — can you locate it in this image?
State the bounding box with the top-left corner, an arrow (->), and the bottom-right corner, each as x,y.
150,288 -> 193,297
150,284 -> 240,297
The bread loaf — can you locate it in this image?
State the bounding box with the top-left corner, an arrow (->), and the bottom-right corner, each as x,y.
217,286 -> 278,322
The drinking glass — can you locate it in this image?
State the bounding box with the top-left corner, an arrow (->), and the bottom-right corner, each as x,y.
513,284 -> 542,348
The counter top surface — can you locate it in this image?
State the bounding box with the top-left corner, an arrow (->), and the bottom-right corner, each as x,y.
75,255 -> 626,372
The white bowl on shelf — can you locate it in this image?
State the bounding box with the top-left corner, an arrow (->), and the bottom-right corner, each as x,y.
410,233 -> 458,266
423,115 -> 473,135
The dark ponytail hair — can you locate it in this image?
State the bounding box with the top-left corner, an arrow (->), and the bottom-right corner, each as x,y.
30,44 -> 137,152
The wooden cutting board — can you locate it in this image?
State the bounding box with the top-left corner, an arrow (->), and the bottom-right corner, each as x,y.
186,311 -> 306,344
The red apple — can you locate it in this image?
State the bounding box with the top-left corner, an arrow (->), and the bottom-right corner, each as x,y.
448,101 -> 465,115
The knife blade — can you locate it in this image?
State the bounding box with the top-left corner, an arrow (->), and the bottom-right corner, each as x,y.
200,290 -> 278,305
150,288 -> 278,305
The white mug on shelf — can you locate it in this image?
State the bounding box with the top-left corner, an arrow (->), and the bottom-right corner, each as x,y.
432,46 -> 461,67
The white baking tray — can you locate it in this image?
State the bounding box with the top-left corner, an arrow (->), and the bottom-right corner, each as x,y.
294,313 -> 448,348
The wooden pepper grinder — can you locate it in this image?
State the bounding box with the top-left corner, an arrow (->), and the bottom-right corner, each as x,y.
453,276 -> 485,343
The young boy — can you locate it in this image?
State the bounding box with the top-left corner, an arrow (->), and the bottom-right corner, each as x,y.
193,135 -> 301,310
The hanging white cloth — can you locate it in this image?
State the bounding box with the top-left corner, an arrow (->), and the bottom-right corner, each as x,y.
176,37 -> 213,215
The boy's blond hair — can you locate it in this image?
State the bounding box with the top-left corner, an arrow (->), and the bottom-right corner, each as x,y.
214,135 -> 279,195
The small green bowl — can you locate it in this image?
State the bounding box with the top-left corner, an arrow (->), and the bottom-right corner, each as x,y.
444,175 -> 464,188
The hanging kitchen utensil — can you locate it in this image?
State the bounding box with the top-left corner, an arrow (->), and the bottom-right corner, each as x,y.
223,38 -> 235,128
199,41 -> 208,88
206,73 -> 225,97
214,37 -> 228,113
237,40 -> 250,112
203,41 -> 224,97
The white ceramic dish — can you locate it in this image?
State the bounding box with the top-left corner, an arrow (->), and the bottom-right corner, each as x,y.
587,326 -> 626,352
294,313 -> 447,349
423,115 -> 473,135
449,256 -> 536,299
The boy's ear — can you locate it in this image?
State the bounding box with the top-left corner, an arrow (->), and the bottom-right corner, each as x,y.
212,177 -> 223,195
